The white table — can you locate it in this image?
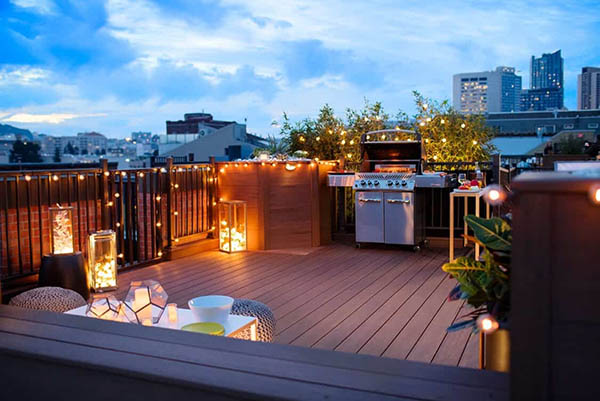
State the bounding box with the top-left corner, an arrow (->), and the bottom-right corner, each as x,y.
449,189 -> 490,262
66,306 -> 258,341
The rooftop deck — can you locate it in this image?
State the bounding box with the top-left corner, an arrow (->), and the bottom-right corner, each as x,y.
115,243 -> 477,368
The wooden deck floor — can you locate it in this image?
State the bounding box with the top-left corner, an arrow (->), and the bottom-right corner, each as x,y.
115,243 -> 478,369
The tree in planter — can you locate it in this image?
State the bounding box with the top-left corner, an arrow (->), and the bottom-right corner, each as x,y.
442,215 -> 511,332
412,91 -> 496,168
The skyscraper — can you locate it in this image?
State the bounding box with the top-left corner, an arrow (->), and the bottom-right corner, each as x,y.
453,67 -> 522,114
578,67 -> 600,110
521,50 -> 564,111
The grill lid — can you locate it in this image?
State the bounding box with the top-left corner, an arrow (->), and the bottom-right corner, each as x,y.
360,129 -> 422,172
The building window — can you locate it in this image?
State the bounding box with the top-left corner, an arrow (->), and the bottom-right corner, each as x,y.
563,124 -> 574,129
588,123 -> 599,129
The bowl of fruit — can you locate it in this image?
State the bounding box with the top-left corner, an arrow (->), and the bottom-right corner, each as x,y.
458,180 -> 481,191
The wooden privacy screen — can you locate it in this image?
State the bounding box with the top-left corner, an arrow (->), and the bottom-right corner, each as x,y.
511,172 -> 600,400
216,161 -> 334,250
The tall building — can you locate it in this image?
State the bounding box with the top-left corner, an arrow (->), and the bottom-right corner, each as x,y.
578,67 -> 600,110
521,50 -> 564,111
453,67 -> 522,114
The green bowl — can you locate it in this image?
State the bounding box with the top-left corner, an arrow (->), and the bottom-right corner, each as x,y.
181,322 -> 225,336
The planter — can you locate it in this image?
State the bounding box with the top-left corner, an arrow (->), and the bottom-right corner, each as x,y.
480,329 -> 510,372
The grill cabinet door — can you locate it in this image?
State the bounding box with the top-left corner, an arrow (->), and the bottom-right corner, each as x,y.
384,192 -> 414,245
355,191 -> 384,243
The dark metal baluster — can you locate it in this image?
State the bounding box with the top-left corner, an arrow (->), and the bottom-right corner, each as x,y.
150,170 -> 156,258
3,178 -> 12,277
126,172 -> 134,265
75,173 -> 82,251
37,175 -> 43,261
26,175 -> 33,271
15,176 -> 23,274
142,171 -> 148,261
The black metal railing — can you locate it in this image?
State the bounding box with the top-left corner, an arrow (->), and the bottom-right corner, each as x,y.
0,158 -> 216,284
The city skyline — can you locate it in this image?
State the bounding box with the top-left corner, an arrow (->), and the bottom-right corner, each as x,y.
1,0 -> 599,138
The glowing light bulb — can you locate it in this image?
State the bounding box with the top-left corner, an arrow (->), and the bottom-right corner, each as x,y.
156,222 -> 162,227
139,172 -> 144,178
219,168 -> 225,173
52,175 -> 59,181
482,184 -> 507,206
156,196 -> 161,201
477,314 -> 499,334
114,193 -> 120,198
24,175 -> 31,182
442,138 -> 447,143
157,251 -> 163,257
347,153 -> 352,159
473,140 -> 478,145
440,119 -> 445,124
104,171 -> 110,177
489,190 -> 500,201
349,140 -> 355,145
244,163 -> 249,167
461,123 -> 466,128
79,174 -> 85,180
419,122 -> 425,127
341,140 -> 346,145
107,201 -> 114,207
316,136 -> 320,141
433,155 -> 438,160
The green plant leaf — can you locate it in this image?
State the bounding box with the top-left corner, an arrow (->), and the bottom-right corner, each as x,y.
464,215 -> 512,252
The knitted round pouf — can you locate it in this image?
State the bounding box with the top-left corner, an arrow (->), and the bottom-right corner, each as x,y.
9,286 -> 86,313
231,298 -> 275,342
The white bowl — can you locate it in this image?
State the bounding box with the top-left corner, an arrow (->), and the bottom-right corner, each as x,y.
188,295 -> 233,325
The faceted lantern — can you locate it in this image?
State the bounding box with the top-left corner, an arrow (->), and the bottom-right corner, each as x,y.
86,294 -> 122,321
88,230 -> 117,292
122,280 -> 168,325
49,206 -> 75,254
218,200 -> 247,253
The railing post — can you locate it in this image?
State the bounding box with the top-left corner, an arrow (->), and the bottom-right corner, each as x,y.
100,158 -> 110,230
209,156 -> 216,239
165,157 -> 174,251
491,153 -> 501,185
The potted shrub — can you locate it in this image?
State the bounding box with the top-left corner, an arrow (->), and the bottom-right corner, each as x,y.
442,214 -> 511,372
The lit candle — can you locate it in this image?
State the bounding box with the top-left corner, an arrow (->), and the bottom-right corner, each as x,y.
167,303 -> 178,324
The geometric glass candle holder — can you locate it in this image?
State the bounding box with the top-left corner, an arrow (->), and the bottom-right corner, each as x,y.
122,280 -> 168,325
86,294 -> 122,321
88,230 -> 117,292
49,205 -> 75,254
218,200 -> 247,253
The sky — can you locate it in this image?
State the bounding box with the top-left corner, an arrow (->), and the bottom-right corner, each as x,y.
1,0 -> 599,138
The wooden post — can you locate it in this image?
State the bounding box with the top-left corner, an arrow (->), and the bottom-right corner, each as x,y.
165,157 -> 174,250
100,158 -> 110,230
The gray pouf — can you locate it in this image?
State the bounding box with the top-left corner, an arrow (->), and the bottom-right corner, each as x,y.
9,286 -> 86,313
231,298 -> 275,342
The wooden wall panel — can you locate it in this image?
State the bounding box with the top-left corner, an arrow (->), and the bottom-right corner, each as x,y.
216,162 -> 333,251
511,172 -> 600,401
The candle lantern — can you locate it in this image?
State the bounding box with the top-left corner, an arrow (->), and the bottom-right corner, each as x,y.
122,280 -> 168,324
88,230 -> 118,292
86,294 -> 121,320
49,206 -> 75,254
218,200 -> 247,253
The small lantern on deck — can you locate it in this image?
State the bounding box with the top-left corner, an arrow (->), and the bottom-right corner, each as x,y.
88,230 -> 117,292
86,294 -> 122,321
49,206 -> 75,254
122,280 -> 168,325
218,200 -> 247,253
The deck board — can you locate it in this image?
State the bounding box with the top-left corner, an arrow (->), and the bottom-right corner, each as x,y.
115,243 -> 476,368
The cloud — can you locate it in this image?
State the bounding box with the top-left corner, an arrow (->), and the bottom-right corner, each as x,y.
281,39 -> 383,88
2,112 -> 107,124
75,60 -> 280,103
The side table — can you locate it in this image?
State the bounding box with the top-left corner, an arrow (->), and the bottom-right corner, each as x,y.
449,190 -> 490,262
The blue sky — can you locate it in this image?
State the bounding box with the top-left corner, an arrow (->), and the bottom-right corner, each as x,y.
1,0 -> 599,137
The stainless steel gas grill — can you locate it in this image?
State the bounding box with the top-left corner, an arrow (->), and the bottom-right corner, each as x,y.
354,130 -> 426,249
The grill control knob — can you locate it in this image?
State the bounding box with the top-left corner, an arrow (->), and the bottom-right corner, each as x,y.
387,180 -> 393,186
367,180 -> 372,186
360,180 -> 366,186
401,180 -> 407,186
394,181 -> 400,186
374,181 -> 380,186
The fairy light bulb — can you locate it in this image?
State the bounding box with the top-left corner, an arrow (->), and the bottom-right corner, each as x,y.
589,185 -> 600,205
461,123 -> 466,129
440,119 -> 445,124
24,175 -> 31,182
442,138 -> 447,143
52,175 -> 59,181
473,140 -> 478,145
341,139 -> 346,145
79,174 -> 85,180
316,136 -> 320,141
477,314 -> 499,334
